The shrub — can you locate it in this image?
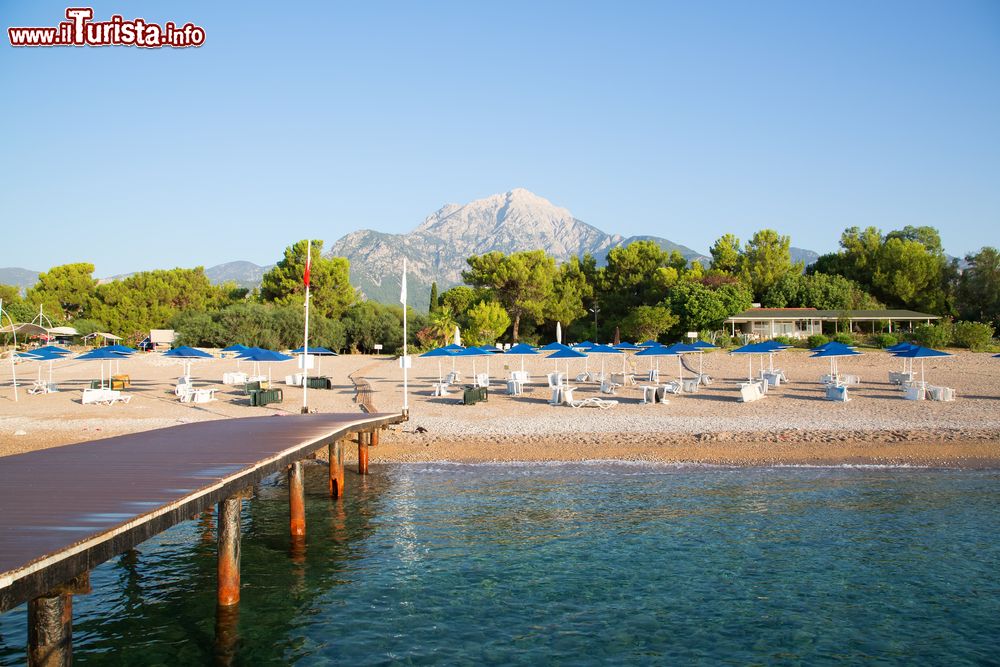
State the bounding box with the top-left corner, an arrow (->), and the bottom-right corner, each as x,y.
713,333 -> 734,349
832,332 -> 855,345
806,334 -> 829,350
951,321 -> 994,352
911,323 -> 953,349
870,333 -> 898,349
771,335 -> 794,347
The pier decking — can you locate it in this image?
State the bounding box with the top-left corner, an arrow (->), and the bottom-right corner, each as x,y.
0,412 -> 402,614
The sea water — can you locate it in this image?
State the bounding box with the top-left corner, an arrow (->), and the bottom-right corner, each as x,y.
1,462 -> 998,665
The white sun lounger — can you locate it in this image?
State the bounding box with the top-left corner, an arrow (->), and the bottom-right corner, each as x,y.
825,384 -> 849,402
82,388 -> 131,405
567,396 -> 618,409
888,371 -> 914,385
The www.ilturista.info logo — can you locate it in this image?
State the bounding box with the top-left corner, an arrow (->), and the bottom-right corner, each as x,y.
8,7 -> 205,48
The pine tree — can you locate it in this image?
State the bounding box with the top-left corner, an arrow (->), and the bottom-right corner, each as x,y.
429,282 -> 439,314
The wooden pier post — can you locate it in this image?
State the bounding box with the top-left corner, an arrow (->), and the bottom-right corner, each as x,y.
289,461 -> 306,538
329,438 -> 345,498
217,496 -> 241,607
358,431 -> 369,475
370,428 -> 380,447
27,573 -> 89,667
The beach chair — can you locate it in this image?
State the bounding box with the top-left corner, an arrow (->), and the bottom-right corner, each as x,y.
903,383 -> 926,401
546,372 -> 565,389
474,373 -> 490,388
222,371 -> 248,385
841,374 -> 861,386
567,396 -> 618,409
445,370 -> 460,384
600,379 -> 620,395
647,369 -> 659,383
661,381 -> 682,395
739,381 -> 765,403
926,385 -> 955,402
888,371 -> 914,385
681,378 -> 700,393
762,371 -> 782,388
175,377 -> 194,397
825,384 -> 849,401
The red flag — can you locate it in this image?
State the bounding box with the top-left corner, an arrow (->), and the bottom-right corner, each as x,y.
304,244 -> 311,287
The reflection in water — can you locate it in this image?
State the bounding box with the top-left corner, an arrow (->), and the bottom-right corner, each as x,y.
0,464 -> 998,665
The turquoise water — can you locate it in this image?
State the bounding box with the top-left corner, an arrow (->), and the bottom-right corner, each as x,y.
1,463 -> 999,665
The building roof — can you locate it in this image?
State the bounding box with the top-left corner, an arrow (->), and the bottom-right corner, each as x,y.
726,308 -> 940,321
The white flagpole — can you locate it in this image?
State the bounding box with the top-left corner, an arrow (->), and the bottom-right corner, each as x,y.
401,258 -> 409,416
301,240 -> 311,414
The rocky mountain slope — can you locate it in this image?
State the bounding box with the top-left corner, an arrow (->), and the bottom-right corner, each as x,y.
328,188 -> 706,310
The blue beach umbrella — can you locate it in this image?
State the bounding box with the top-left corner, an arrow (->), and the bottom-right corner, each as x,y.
588,343 -> 624,377
76,347 -> 132,387
17,347 -> 66,387
729,342 -> 773,381
635,342 -> 679,376
637,340 -> 663,349
290,345 -> 337,376
546,346 -> 587,378
505,343 -> 538,373
539,341 -> 573,352
455,345 -> 491,379
235,347 -> 294,384
420,345 -> 460,383
891,346 -> 953,385
810,345 -> 863,381
30,345 -> 72,357
164,345 -> 214,378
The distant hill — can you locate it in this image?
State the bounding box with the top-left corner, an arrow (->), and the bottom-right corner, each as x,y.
0,267 -> 39,291
790,247 -> 819,267
328,189 -> 713,311
204,261 -> 272,288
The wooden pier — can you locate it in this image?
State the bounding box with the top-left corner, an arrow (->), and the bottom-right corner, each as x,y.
0,412 -> 403,665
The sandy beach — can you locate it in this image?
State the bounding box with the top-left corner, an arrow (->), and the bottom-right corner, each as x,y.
1,347 -> 998,467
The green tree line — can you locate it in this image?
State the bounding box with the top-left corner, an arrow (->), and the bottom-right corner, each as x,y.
3,227 -> 998,351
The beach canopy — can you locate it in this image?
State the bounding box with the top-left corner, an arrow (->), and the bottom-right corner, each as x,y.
29,345 -> 73,357
575,340 -> 597,350
420,346 -> 458,358
539,341 -> 571,352
890,345 -> 953,385
546,347 -> 587,359
637,340 -> 662,348
810,346 -> 862,358
221,344 -> 251,353
690,340 -> 716,350
660,342 -> 701,354
441,343 -> 465,352
16,348 -> 65,361
588,344 -> 622,355
892,346 -> 952,359
885,342 -> 916,353
235,347 -> 293,362
505,343 -> 537,355
812,341 -> 855,354
164,346 -> 214,359
103,344 -> 137,355
614,341 -> 640,350
76,347 -> 131,361
635,345 -> 679,357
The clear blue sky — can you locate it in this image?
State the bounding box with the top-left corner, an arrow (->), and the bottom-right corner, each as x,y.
3,0 -> 999,276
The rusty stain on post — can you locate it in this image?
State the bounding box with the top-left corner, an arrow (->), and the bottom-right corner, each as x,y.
328,439 -> 345,498
28,591 -> 72,667
217,496 -> 241,607
358,431 -> 369,475
288,461 -> 306,538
